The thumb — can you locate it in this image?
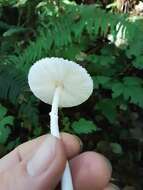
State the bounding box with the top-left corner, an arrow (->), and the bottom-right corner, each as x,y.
1,135 -> 67,190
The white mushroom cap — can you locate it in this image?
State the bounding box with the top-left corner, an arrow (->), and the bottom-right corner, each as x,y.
28,57 -> 93,107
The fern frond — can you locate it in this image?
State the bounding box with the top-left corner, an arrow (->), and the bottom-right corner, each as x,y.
0,64 -> 27,104
2,4 -> 143,73
4,5 -> 124,70
19,96 -> 39,127
0,64 -> 39,127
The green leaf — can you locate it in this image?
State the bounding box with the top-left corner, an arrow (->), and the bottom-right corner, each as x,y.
133,56 -> 143,69
0,125 -> 11,144
0,104 -> 7,120
87,54 -> 115,66
92,76 -> 111,89
0,116 -> 14,127
33,127 -> 42,137
110,143 -> 123,154
96,76 -> 111,85
0,105 -> 14,144
112,82 -> 124,98
123,77 -> 143,86
71,118 -> 97,134
123,86 -> 143,107
96,99 -> 117,123
111,78 -> 143,108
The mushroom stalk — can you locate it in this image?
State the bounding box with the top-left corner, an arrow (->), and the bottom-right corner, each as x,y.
50,86 -> 61,138
62,162 -> 73,190
50,86 -> 74,190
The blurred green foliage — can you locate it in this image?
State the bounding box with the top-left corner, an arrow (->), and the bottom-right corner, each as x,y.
0,104 -> 13,144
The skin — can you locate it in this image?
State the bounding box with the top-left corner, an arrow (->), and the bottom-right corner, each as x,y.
0,133 -> 117,190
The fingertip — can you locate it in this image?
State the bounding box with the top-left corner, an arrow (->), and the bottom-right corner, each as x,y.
61,132 -> 82,158
71,151 -> 112,190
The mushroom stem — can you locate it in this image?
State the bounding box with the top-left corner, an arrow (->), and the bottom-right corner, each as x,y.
50,86 -> 61,138
50,87 -> 73,190
62,162 -> 74,190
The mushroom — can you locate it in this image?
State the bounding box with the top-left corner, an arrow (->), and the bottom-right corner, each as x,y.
28,57 -> 93,190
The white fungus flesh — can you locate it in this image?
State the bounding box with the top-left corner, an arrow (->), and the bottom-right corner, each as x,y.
28,57 -> 93,107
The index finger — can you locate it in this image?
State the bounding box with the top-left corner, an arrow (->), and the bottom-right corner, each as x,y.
0,133 -> 81,173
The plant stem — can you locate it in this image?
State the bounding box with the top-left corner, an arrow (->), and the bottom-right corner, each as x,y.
50,86 -> 73,190
50,87 -> 61,138
62,161 -> 74,190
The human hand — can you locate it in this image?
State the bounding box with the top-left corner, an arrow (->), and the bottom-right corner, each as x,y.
0,133 -> 115,190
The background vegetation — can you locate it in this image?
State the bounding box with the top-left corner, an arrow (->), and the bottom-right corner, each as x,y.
0,0 -> 143,189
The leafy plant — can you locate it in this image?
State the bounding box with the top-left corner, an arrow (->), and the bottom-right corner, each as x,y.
0,104 -> 14,144
110,142 -> 123,155
111,77 -> 143,108
71,118 -> 97,134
